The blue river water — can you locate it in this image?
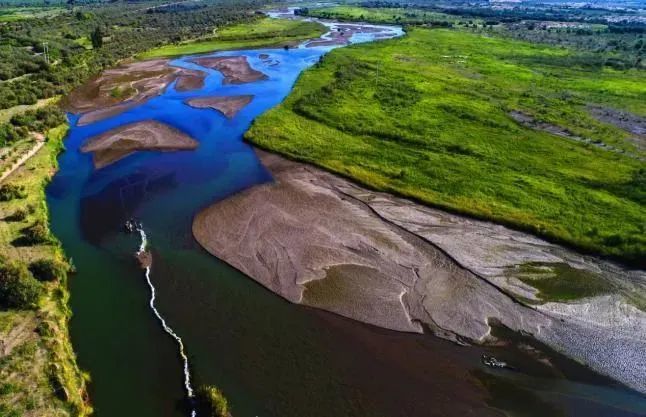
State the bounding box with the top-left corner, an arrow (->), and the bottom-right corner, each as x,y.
45,21 -> 646,417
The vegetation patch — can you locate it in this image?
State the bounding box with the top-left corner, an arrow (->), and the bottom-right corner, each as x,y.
139,18 -> 327,59
195,385 -> 232,417
0,124 -> 90,416
246,28 -> 646,265
511,262 -> 614,302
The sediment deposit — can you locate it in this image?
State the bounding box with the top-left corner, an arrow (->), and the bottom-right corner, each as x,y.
80,120 -> 198,169
185,95 -> 253,118
65,59 -> 206,126
193,149 -> 646,393
190,56 -> 268,84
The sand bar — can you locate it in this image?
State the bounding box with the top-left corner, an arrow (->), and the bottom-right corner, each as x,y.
185,95 -> 253,118
190,56 -> 268,84
80,120 -> 198,169
193,149 -> 646,393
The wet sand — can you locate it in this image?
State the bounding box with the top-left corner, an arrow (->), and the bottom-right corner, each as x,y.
65,59 -> 206,126
193,149 -> 646,393
185,95 -> 253,119
190,56 -> 268,84
80,120 -> 198,169
175,74 -> 206,92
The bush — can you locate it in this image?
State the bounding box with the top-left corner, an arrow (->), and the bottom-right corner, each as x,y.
0,259 -> 42,309
6,208 -> 27,222
22,220 -> 51,245
29,259 -> 68,282
0,183 -> 27,201
195,385 -> 231,417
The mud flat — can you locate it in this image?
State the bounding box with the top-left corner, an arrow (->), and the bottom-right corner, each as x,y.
80,120 -> 198,169
185,95 -> 253,118
190,56 -> 268,84
65,59 -> 205,126
193,149 -> 646,394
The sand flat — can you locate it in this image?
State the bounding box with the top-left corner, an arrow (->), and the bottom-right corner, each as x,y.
80,120 -> 198,169
66,59 -> 206,125
193,149 -> 646,393
185,95 -> 253,118
190,56 -> 268,84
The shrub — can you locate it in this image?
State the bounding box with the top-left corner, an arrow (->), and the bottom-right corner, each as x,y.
195,385 -> 231,417
0,183 -> 27,201
6,208 -> 27,222
22,220 -> 51,245
0,259 -> 41,309
29,259 -> 68,282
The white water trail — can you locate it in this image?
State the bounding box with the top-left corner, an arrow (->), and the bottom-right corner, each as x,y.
137,227 -> 197,417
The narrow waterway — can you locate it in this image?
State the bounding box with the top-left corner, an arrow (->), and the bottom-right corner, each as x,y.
47,11 -> 646,417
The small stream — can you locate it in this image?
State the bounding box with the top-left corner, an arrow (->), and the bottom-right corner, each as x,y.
46,10 -> 646,417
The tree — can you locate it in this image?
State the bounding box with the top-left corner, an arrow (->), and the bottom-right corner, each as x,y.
91,27 -> 104,49
29,259 -> 68,282
0,259 -> 41,309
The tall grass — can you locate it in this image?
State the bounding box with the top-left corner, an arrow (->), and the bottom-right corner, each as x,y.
246,28 -> 646,266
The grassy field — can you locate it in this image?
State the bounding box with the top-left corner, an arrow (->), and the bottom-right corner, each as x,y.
0,6 -> 64,22
246,27 -> 646,266
139,17 -> 327,59
0,125 -> 90,416
302,5 -> 476,26
0,97 -> 61,124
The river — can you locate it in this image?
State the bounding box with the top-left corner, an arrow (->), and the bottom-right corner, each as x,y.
46,11 -> 646,417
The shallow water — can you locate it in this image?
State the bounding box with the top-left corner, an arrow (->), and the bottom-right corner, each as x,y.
47,18 -> 646,417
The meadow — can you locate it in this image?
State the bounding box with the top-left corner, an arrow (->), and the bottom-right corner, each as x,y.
246,27 -> 646,266
299,5 -> 474,26
139,18 -> 326,59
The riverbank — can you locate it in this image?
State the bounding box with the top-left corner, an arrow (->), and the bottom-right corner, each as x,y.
244,26 -> 646,266
193,148 -> 646,393
0,125 -> 90,416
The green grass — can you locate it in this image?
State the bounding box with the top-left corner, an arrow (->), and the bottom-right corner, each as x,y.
0,6 -> 64,22
0,125 -> 91,416
302,6 -> 478,25
513,262 -> 615,302
74,36 -> 93,50
245,28 -> 646,266
139,17 -> 327,59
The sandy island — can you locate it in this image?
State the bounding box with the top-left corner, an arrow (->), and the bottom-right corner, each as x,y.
80,120 -> 198,169
190,56 -> 268,84
193,149 -> 646,394
65,59 -> 206,126
185,95 -> 253,119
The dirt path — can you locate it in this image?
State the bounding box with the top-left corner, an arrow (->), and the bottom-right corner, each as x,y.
0,133 -> 45,183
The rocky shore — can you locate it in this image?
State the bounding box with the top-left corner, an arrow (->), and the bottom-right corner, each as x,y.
193,149 -> 646,394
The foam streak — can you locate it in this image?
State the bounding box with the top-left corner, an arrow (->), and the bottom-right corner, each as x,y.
137,227 -> 197,417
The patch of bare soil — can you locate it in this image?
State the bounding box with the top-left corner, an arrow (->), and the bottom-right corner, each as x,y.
65,59 -> 206,125
192,149 -> 646,393
185,95 -> 253,118
175,74 -> 206,92
80,120 -> 198,169
190,56 -> 268,84
588,105 -> 646,151
510,110 -> 643,159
